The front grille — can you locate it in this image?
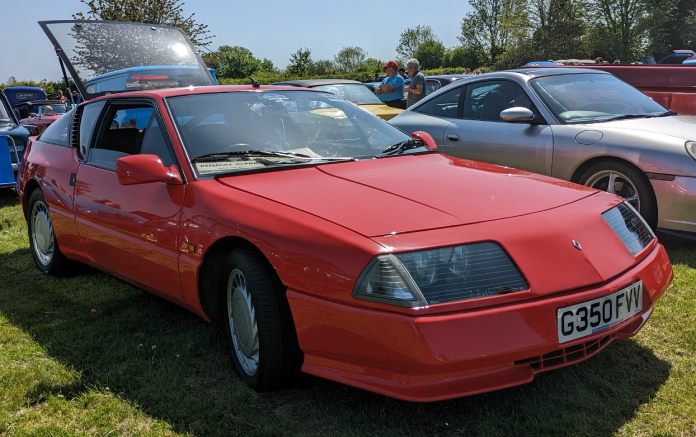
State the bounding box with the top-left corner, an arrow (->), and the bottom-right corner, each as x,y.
515,336 -> 612,371
602,202 -> 654,256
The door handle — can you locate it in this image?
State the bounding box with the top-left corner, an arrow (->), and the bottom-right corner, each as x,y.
447,134 -> 460,142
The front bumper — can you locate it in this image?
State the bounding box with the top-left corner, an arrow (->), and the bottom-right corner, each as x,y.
287,244 -> 672,402
652,175 -> 696,234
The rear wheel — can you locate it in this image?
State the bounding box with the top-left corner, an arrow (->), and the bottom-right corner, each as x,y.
221,249 -> 300,389
578,161 -> 657,228
27,189 -> 71,275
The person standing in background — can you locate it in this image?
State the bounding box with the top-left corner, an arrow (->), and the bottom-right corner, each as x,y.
375,60 -> 405,109
404,58 -> 426,107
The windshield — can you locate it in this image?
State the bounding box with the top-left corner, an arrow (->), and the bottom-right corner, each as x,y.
314,84 -> 382,105
35,103 -> 68,115
530,74 -> 668,124
40,21 -> 214,98
167,90 -> 414,177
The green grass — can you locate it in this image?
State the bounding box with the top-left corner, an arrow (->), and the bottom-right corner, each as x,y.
0,190 -> 695,437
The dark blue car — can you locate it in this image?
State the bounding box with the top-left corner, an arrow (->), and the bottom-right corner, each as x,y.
3,86 -> 48,108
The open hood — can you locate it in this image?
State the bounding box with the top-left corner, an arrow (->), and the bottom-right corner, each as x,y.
39,20 -> 215,100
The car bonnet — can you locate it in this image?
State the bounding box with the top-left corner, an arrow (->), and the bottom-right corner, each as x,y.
216,153 -> 597,237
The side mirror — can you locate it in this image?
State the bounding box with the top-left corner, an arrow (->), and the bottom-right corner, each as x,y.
411,130 -> 438,150
500,107 -> 535,123
116,154 -> 182,185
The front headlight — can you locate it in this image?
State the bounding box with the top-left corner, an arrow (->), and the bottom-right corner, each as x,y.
686,141 -> 696,161
354,242 -> 529,307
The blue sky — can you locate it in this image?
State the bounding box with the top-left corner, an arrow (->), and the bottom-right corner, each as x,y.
3,0 -> 470,82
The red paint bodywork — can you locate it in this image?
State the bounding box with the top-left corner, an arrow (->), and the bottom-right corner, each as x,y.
17,85 -> 673,401
548,65 -> 696,115
19,114 -> 61,135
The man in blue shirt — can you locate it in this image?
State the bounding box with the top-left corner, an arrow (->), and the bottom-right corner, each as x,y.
375,60 -> 405,109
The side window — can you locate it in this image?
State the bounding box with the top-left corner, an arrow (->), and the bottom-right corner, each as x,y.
87,104 -> 175,170
414,87 -> 462,118
463,81 -> 536,122
39,108 -> 73,147
79,101 -> 106,156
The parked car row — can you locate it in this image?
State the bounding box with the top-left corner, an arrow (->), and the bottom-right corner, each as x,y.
6,20 -> 679,403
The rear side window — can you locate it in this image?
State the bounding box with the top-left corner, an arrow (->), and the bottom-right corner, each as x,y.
39,109 -> 73,147
79,101 -> 106,157
414,87 -> 461,118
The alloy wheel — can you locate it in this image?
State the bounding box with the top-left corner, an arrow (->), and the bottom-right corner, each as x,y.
585,170 -> 641,211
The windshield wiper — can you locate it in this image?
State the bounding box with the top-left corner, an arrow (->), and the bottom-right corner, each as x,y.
192,150 -> 353,163
601,114 -> 650,122
379,139 -> 426,156
601,110 -> 678,122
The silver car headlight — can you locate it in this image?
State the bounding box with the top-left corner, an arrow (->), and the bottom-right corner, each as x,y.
353,242 -> 529,307
686,141 -> 696,161
602,202 -> 655,256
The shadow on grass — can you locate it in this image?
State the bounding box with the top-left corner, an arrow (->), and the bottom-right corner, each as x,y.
0,246 -> 673,436
0,189 -> 20,208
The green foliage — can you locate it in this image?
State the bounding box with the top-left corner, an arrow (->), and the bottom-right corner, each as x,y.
311,59 -> 337,76
333,46 -> 367,73
215,45 -> 262,78
396,25 -> 437,61
73,0 -> 212,47
444,46 -> 484,69
459,0 -> 531,64
286,47 -> 314,76
413,39 -> 447,69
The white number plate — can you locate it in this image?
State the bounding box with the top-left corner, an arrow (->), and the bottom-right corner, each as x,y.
557,281 -> 643,343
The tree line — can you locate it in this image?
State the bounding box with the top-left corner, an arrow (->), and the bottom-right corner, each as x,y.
4,0 -> 694,88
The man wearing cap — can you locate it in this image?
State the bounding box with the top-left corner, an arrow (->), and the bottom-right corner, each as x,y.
375,60 -> 405,109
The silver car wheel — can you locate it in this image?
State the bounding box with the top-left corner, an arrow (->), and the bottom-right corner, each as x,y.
31,200 -> 54,267
585,170 -> 641,211
227,268 -> 260,376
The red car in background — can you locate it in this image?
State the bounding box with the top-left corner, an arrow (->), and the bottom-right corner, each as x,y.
18,100 -> 69,135
18,20 -> 673,401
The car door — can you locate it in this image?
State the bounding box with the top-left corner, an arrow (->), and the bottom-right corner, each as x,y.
442,80 -> 554,175
405,86 -> 463,144
73,99 -> 185,299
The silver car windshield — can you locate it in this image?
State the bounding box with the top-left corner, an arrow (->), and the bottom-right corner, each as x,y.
166,90 -> 416,177
314,84 -> 383,105
530,74 -> 668,124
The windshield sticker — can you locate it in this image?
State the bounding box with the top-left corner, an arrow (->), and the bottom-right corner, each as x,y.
196,160 -> 265,173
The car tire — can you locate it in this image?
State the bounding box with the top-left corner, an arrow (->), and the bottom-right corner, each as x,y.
221,248 -> 300,389
27,189 -> 72,275
578,161 -> 657,228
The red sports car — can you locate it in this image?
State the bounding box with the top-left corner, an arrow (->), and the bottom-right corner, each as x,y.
18,100 -> 69,136
18,20 -> 673,401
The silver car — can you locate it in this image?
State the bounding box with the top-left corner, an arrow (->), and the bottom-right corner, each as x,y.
390,68 -> 696,236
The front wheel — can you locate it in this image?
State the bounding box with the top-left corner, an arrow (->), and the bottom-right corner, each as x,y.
221,249 -> 300,389
27,189 -> 71,275
578,161 -> 657,228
